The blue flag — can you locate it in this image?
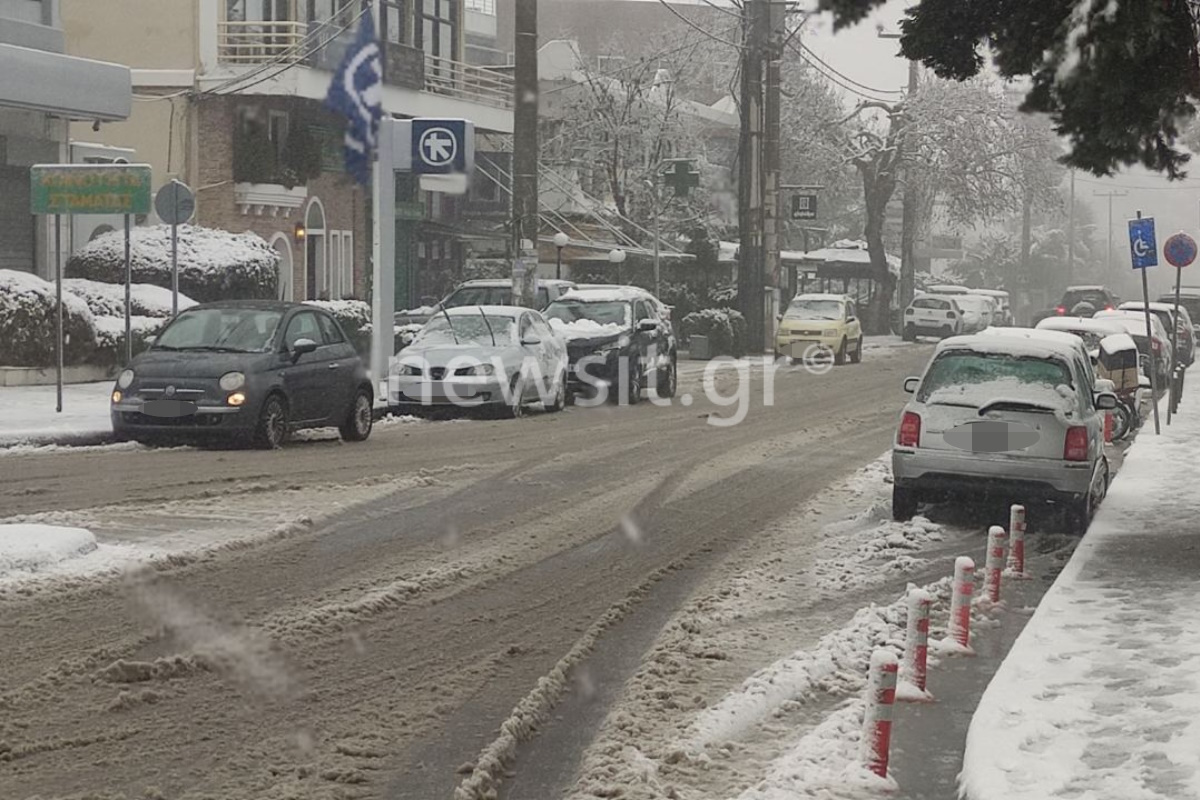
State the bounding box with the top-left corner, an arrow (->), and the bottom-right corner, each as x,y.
324,10 -> 383,185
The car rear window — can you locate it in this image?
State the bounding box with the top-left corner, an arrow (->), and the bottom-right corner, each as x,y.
918,351 -> 1072,404
913,298 -> 950,310
1062,290 -> 1111,310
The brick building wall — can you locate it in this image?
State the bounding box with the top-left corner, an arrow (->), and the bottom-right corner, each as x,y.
192,94 -> 368,302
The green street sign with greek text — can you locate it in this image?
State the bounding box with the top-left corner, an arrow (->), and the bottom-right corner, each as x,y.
31,164 -> 152,215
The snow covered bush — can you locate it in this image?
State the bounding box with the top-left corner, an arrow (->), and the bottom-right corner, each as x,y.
305,299 -> 371,354
92,315 -> 167,366
64,278 -> 197,319
0,269 -> 98,366
66,225 -> 278,303
681,307 -> 746,357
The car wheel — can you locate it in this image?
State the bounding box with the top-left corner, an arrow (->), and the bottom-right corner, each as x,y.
505,374 -> 529,419
253,394 -> 289,450
834,338 -> 847,366
850,337 -> 863,364
340,388 -> 373,442
614,358 -> 642,405
658,357 -> 678,399
892,485 -> 919,521
547,370 -> 567,413
1111,404 -> 1132,441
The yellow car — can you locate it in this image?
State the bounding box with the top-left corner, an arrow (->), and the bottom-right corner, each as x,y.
775,293 -> 864,365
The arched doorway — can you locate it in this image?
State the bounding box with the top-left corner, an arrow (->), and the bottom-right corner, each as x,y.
270,233 -> 294,301
304,197 -> 326,300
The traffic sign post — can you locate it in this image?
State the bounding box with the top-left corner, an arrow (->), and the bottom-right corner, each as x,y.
154,179 -> 196,317
30,163 -> 152,411
791,193 -> 818,220
1163,232 -> 1196,423
1129,213 -> 1161,434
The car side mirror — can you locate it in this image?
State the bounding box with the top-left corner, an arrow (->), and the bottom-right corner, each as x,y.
1095,391 -> 1119,410
903,376 -> 920,394
291,338 -> 319,359
144,335 -> 156,346
775,314 -> 783,322
521,334 -> 542,346
638,318 -> 658,333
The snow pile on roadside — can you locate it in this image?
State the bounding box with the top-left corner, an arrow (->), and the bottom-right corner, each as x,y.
0,524 -> 97,575
813,515 -> 945,593
732,700 -> 896,800
959,403 -> 1200,800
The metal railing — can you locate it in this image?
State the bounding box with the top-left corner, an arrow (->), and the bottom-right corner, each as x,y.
423,54 -> 513,109
217,20 -> 308,64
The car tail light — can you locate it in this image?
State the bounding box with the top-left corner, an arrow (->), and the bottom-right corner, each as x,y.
1152,339 -> 1162,353
898,412 -> 921,447
905,307 -> 914,315
1055,305 -> 1067,315
1104,304 -> 1114,311
1064,426 -> 1089,462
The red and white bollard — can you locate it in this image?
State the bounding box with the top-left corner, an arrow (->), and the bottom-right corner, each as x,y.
861,649 -> 898,777
984,525 -> 1009,603
1104,411 -> 1114,443
1007,504 -> 1028,578
900,588 -> 933,698
948,556 -> 975,648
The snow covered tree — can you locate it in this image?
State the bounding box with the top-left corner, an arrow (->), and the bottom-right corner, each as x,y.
817,0 -> 1200,178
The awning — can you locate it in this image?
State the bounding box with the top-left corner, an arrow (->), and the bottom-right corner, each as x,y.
0,44 -> 131,121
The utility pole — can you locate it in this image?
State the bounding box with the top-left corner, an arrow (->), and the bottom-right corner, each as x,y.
738,0 -> 767,351
761,0 -> 785,353
1066,170 -> 1076,288
879,30 -> 920,311
512,0 -> 539,307
1094,189 -> 1129,275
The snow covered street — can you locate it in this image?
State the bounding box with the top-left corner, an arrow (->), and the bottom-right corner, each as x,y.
960,405 -> 1200,800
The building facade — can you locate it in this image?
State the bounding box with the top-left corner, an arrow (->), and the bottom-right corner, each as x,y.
0,0 -> 131,277
61,0 -> 513,307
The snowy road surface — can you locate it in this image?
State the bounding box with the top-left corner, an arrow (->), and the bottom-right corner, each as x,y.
960,402 -> 1200,800
0,345 -> 954,799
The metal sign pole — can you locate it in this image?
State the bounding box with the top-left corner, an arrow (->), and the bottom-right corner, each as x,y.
171,219 -> 179,317
1168,264 -> 1183,424
124,213 -> 132,364
653,181 -> 662,299
1135,211 -> 1161,434
55,213 -> 63,414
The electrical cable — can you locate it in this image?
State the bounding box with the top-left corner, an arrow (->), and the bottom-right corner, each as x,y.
654,0 -> 745,50
789,40 -> 903,97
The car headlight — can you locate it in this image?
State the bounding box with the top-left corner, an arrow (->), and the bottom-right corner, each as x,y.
824,329 -> 839,338
399,364 -> 423,377
456,363 -> 495,376
117,369 -> 135,389
218,371 -> 246,391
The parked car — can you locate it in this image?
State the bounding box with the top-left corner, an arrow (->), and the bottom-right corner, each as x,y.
1055,285 -> 1119,316
774,293 -> 864,365
574,284 -> 674,322
544,287 -> 677,403
893,331 -> 1117,534
388,306 -> 568,417
1157,288 -> 1200,338
111,301 -> 374,448
394,279 -> 577,326
1093,309 -> 1173,386
903,295 -> 964,341
1117,301 -> 1195,367
953,294 -> 997,333
968,289 -> 1014,326
1035,316 -> 1128,357
924,284 -> 971,296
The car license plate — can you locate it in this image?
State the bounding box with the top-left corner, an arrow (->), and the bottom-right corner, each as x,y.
141,399 -> 198,418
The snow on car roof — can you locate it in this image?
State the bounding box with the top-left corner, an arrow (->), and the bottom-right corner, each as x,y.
1036,317 -> 1127,335
460,279 -> 575,288
1119,301 -> 1182,314
791,293 -> 848,302
968,288 -> 1010,297
441,304 -> 526,318
558,287 -> 645,303
1065,284 -> 1108,291
1100,333 -> 1138,355
939,329 -> 1088,362
925,284 -> 971,294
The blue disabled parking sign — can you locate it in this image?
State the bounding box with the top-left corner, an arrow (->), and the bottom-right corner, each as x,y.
1128,217 -> 1158,269
411,118 -> 474,175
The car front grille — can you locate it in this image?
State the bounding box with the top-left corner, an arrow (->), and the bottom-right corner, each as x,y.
430,367 -> 447,381
120,411 -> 224,427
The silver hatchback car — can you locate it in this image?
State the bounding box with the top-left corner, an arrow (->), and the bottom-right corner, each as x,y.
892,330 -> 1118,534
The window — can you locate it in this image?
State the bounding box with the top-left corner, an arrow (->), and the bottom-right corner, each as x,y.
519,314 -> 534,341
382,0 -> 408,44
268,110 -> 289,162
284,311 -> 323,348
635,300 -> 653,324
417,0 -> 459,63
318,313 -> 345,344
464,0 -> 493,12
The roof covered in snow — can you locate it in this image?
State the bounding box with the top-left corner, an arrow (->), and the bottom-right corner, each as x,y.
795,240 -> 901,276
1036,316 -> 1128,336
939,329 -> 1089,362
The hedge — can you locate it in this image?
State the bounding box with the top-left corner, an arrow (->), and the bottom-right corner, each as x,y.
67,225 -> 278,303
680,307 -> 747,358
0,269 -> 98,366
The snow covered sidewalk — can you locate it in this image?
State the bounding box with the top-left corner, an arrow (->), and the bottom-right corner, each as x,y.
0,382 -> 114,448
960,406 -> 1200,800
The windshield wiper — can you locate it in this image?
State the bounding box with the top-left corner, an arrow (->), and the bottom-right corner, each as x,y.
977,399 -> 1056,416
478,306 -> 497,347
439,306 -> 460,345
179,345 -> 248,353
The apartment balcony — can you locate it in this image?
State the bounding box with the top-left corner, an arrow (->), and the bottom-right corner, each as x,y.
212,19 -> 513,120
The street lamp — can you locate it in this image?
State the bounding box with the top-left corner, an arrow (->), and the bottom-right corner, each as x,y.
608,248 -> 626,284
553,231 -> 569,280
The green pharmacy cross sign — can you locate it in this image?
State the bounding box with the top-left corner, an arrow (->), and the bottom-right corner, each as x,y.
31,163 -> 152,215
662,159 -> 700,198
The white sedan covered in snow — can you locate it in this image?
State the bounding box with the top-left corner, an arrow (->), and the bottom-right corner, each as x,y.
892,330 -> 1118,533
387,306 -> 568,417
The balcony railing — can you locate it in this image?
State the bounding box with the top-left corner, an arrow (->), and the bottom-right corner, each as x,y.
217,20 -> 308,64
423,55 -> 513,109
215,20 -> 514,109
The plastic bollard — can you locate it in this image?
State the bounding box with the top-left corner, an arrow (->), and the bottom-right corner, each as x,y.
948,556 -> 975,647
1104,410 -> 1113,443
902,588 -> 933,694
861,650 -> 899,778
1007,504 -> 1027,576
984,525 -> 1009,603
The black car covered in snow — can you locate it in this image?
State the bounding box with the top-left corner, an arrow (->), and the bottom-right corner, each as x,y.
110,300 -> 374,448
544,287 -> 677,404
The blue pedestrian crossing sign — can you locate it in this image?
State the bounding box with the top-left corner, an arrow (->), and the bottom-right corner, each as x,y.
1128,217 -> 1158,270
411,118 -> 474,175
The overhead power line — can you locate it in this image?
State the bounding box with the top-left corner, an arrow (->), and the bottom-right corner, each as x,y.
654,0 -> 745,50
793,41 -> 903,97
